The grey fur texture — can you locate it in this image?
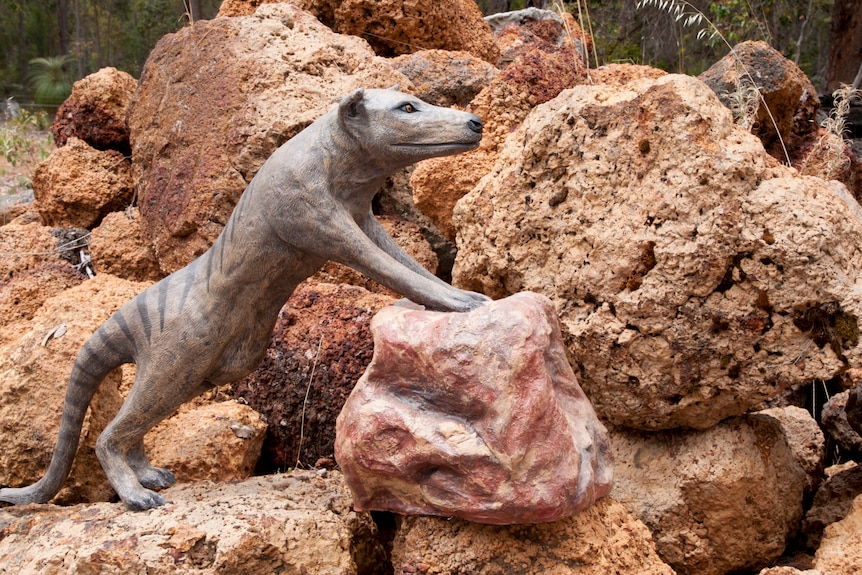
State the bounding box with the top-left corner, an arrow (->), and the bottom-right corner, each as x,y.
0,88 -> 489,510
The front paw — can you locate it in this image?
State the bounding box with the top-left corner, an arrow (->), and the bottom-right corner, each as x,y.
459,290 -> 492,310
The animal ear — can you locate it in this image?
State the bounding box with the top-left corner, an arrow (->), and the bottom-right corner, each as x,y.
388,84 -> 400,91
339,89 -> 366,123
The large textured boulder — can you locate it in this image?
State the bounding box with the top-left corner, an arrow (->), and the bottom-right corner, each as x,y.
51,67 -> 137,153
231,282 -> 396,471
336,292 -> 613,525
128,4 -> 409,273
453,73 -> 862,430
610,414 -> 809,575
490,7 -> 591,68
145,401 -> 267,484
0,223 -> 65,282
0,470 -> 385,575
333,0 -> 500,63
0,275 -> 150,504
32,137 -> 134,229
391,498 -> 674,575
391,49 -> 498,108
411,42 -> 586,240
699,40 -> 819,155
88,208 -> 163,282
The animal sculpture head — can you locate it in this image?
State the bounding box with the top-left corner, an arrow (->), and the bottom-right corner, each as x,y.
337,87 -> 483,168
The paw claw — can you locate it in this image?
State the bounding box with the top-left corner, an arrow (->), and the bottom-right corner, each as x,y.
124,489 -> 166,511
137,467 -> 176,490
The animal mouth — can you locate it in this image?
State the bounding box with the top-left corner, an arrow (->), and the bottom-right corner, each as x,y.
394,140 -> 480,148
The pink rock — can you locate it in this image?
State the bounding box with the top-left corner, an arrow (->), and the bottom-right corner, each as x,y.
335,292 -> 613,525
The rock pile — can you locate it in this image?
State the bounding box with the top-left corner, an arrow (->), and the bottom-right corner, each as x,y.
2,2 -> 862,574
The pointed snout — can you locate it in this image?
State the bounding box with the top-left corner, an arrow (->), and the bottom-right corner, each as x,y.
467,115 -> 483,135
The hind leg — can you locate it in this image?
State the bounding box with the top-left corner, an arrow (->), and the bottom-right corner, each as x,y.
127,442 -> 176,490
96,374 -> 209,510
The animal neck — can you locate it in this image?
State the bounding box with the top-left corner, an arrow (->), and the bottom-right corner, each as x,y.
317,113 -> 391,207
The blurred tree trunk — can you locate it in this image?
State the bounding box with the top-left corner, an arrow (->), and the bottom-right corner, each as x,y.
186,0 -> 203,22
16,6 -> 26,87
824,0 -> 862,92
57,0 -> 70,55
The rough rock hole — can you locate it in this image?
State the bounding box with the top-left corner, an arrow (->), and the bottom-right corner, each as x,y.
792,301 -> 860,359
714,252 -> 752,293
624,241 -> 657,291
186,536 -> 218,568
548,188 -> 568,207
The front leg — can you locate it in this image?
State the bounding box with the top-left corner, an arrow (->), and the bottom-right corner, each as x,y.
360,212 -> 491,307
319,211 -> 489,311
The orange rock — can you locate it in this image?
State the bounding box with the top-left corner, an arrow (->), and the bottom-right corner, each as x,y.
89,208 -> 162,282
146,401 -> 267,483
333,0 -> 500,63
391,498 -> 674,575
32,137 -> 133,229
51,67 -> 137,153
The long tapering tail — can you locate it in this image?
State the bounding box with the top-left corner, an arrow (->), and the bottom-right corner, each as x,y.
0,318 -> 133,505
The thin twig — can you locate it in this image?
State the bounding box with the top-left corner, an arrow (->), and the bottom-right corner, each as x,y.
296,327 -> 325,469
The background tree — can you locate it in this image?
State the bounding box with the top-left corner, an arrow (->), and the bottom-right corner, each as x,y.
0,0 -> 857,109
824,0 -> 862,92
0,0 -> 221,105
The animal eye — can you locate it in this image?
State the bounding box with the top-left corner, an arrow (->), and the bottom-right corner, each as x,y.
400,103 -> 416,113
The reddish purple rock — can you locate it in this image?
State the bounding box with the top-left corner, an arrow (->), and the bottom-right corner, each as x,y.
335,292 -> 613,525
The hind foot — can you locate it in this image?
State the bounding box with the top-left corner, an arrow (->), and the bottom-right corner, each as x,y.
135,466 -> 176,490
122,487 -> 166,511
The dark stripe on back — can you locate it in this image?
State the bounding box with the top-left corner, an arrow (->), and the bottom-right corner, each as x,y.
157,274 -> 170,333
114,313 -> 136,348
93,327 -> 126,359
178,271 -> 193,312
136,297 -> 152,342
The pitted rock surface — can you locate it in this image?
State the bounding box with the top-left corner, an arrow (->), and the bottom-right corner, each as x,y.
411,41 -> 585,240
32,137 -> 133,229
333,0 -> 500,62
611,414 -> 808,575
335,291 -> 613,525
392,498 -> 674,575
453,73 -> 862,430
0,470 -> 384,575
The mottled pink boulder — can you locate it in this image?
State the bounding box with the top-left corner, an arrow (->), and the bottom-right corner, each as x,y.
335,292 -> 613,525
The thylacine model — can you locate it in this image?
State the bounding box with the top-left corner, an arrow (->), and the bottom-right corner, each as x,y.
0,88 -> 489,511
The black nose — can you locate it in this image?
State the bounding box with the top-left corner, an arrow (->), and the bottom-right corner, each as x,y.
468,116 -> 483,134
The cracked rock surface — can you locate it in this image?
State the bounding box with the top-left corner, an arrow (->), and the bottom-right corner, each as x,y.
453,73 -> 862,430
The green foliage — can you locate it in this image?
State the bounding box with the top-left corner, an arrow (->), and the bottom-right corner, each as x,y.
553,0 -> 834,81
0,0 -> 222,102
0,108 -> 53,188
28,55 -> 73,109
